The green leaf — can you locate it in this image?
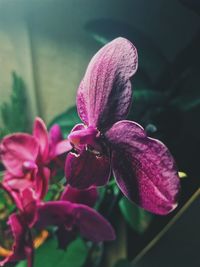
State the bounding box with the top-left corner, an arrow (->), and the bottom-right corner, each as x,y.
0,72 -> 30,138
48,106 -> 81,138
15,237 -> 88,267
119,197 -> 153,234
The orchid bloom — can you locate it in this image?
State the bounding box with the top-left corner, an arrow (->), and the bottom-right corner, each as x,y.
0,117 -> 70,199
0,185 -> 38,267
36,185 -> 115,249
65,37 -> 180,215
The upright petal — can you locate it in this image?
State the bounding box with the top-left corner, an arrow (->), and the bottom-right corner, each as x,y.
77,37 -> 138,130
74,204 -> 115,242
61,185 -> 98,207
49,124 -> 63,145
33,117 -> 49,161
49,124 -> 72,158
106,120 -> 180,215
0,134 -> 39,177
65,149 -> 111,189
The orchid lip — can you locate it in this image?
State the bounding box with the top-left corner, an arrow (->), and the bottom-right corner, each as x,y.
68,126 -> 100,147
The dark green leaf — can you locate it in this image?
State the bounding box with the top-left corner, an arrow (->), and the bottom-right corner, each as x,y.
119,197 -> 153,234
48,106 -> 81,138
15,237 -> 88,267
128,89 -> 166,125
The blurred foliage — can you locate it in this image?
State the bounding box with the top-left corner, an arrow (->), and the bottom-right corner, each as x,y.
119,197 -> 153,234
15,238 -> 88,267
0,72 -> 30,139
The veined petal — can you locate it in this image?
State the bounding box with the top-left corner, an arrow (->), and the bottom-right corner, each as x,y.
77,37 -> 138,130
0,134 -> 39,177
106,120 -> 180,215
74,204 -> 115,242
65,149 -> 111,189
61,185 -> 98,207
33,117 -> 49,162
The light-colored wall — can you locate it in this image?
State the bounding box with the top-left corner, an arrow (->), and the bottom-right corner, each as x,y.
0,0 -> 199,126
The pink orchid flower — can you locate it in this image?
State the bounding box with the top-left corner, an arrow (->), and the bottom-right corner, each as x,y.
0,117 -> 71,199
36,185 -> 115,249
65,37 -> 180,215
0,184 -> 38,267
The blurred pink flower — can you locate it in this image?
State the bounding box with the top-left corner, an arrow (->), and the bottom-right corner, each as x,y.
0,117 -> 71,199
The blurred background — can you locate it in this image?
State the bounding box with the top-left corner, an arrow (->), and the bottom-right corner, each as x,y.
0,0 -> 199,122
0,0 -> 199,267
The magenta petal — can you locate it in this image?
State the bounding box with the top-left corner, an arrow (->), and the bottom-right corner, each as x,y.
77,37 -> 138,130
74,204 -> 115,242
0,134 -> 39,177
49,124 -> 72,158
20,188 -> 38,227
36,201 -> 115,243
49,124 -> 63,145
53,140 -> 72,157
106,120 -> 180,215
3,176 -> 33,197
35,167 -> 50,199
0,182 -> 23,211
36,201 -> 75,229
0,213 -> 33,266
61,185 -> 98,207
65,149 -> 111,189
33,117 -> 49,161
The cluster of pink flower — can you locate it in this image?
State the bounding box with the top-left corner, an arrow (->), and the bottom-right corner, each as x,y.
0,118 -> 115,267
0,38 -> 180,267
